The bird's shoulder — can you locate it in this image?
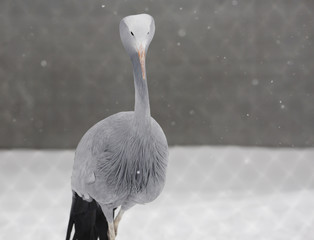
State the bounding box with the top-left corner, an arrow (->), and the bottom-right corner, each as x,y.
74,111 -> 132,157
84,112 -> 167,154
75,111 -> 168,170
150,117 -> 168,145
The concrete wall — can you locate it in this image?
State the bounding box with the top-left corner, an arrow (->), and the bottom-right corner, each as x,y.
1,0 -> 314,148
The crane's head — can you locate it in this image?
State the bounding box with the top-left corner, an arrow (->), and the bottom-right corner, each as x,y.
120,14 -> 155,79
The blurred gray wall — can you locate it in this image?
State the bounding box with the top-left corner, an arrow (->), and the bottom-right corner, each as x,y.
0,0 -> 314,148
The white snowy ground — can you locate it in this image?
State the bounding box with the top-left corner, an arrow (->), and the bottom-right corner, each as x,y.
0,147 -> 313,240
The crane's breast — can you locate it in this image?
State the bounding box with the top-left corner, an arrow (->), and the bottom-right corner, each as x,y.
97,137 -> 167,194
94,119 -> 169,203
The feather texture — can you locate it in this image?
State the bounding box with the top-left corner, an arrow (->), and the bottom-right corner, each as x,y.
72,112 -> 168,206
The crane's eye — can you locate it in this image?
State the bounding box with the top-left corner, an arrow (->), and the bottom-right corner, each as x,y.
147,32 -> 149,35
130,31 -> 134,36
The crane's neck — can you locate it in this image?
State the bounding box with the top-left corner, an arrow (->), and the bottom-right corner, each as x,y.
131,55 -> 151,128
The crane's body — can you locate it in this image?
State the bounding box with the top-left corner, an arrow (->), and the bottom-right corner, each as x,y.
72,111 -> 168,209
66,14 -> 169,240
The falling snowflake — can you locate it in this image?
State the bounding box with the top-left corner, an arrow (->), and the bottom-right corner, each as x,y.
252,78 -> 259,86
178,29 -> 186,37
232,0 -> 238,6
40,60 -> 47,67
244,158 -> 251,164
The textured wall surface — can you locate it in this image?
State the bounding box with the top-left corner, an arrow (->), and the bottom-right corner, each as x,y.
0,0 -> 314,148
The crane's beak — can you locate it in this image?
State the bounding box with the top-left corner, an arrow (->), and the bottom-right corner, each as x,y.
137,45 -> 146,79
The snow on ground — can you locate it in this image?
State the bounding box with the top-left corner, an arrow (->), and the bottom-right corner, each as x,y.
0,147 -> 313,240
121,190 -> 314,240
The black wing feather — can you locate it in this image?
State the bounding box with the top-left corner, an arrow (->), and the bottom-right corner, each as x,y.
65,192 -> 109,240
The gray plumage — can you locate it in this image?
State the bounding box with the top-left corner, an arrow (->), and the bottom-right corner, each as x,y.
70,14 -> 168,240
